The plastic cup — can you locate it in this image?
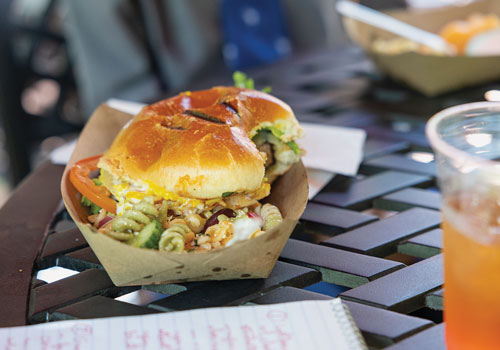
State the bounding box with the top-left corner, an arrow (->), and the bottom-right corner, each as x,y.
427,102 -> 500,349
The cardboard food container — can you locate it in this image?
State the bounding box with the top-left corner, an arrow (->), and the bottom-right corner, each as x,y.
343,0 -> 500,96
61,104 -> 308,286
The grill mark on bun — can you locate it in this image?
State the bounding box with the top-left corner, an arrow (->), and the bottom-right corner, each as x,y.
184,109 -> 225,124
220,101 -> 241,120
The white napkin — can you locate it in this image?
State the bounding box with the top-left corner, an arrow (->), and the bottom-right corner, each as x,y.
298,122 -> 365,176
305,168 -> 336,199
51,99 -> 366,198
299,122 -> 365,198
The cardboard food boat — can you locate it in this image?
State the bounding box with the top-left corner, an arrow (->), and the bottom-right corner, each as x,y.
61,105 -> 308,286
343,0 -> 500,96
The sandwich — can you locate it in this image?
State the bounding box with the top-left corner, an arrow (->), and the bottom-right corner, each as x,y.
69,86 -> 303,253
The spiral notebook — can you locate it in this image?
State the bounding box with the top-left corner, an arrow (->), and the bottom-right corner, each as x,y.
0,299 -> 366,349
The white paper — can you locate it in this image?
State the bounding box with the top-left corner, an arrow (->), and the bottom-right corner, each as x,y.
0,299 -> 366,350
299,122 -> 365,198
306,168 -> 335,200
298,122 -> 365,176
51,99 -> 366,198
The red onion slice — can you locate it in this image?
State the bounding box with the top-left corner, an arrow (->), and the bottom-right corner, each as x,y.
97,216 -> 113,228
202,208 -> 236,233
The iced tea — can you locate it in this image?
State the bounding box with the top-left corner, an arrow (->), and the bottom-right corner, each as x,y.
442,196 -> 500,350
426,102 -> 500,350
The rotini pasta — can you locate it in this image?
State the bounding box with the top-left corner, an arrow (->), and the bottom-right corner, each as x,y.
158,200 -> 169,225
168,218 -> 187,227
112,217 -> 142,232
258,203 -> 283,231
133,201 -> 159,217
105,230 -> 134,241
85,183 -> 285,251
185,213 -> 205,234
105,197 -> 163,248
122,209 -> 150,225
159,223 -> 191,252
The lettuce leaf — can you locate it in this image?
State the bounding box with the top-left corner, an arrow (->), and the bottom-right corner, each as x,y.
286,141 -> 301,155
233,71 -> 254,89
81,195 -> 101,215
262,126 -> 284,138
256,127 -> 301,155
233,71 -> 272,93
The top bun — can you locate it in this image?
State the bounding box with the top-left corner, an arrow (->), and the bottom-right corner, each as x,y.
98,87 -> 301,199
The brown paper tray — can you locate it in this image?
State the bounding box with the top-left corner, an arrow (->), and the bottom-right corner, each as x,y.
343,0 -> 500,96
61,104 -> 309,286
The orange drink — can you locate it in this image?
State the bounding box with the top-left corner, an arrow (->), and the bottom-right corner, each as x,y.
442,204 -> 500,349
427,102 -> 500,349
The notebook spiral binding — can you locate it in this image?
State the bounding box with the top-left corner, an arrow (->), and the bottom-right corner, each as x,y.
331,300 -> 367,349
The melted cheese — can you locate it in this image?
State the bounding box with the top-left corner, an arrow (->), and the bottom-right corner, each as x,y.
100,169 -> 269,216
110,179 -> 206,216
145,181 -> 203,208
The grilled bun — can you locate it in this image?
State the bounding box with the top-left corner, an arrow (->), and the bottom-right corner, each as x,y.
98,113 -> 264,199
145,86 -> 302,140
98,87 -> 302,199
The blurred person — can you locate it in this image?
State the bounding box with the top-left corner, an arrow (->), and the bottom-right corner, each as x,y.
63,0 -> 351,116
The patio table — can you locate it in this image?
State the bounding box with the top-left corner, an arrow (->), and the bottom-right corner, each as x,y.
2,45 -> 494,349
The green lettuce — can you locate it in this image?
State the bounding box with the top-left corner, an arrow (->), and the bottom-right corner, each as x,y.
81,195 -> 101,215
286,141 -> 301,155
233,71 -> 271,93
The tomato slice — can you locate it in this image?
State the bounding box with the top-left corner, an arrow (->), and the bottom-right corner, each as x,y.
69,155 -> 117,214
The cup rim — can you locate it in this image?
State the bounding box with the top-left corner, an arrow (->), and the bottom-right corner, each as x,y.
426,101 -> 500,170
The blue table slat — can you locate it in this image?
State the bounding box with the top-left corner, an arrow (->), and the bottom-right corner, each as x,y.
344,300 -> 433,348
149,261 -> 321,311
300,202 -> 378,235
362,154 -> 437,177
280,239 -> 404,287
374,187 -> 441,212
313,171 -> 431,210
398,229 -> 443,258
50,295 -> 160,321
321,207 -> 441,256
250,286 -> 332,304
30,269 -> 122,322
340,254 -> 443,313
363,138 -> 410,161
58,247 -> 102,272
384,324 -> 445,350
39,228 -> 88,268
